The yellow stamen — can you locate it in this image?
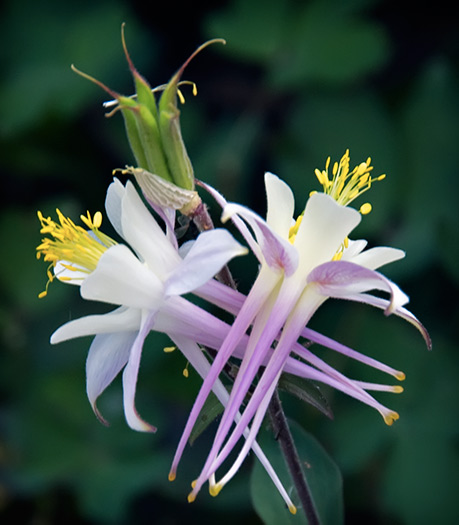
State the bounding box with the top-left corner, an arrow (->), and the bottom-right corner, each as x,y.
288,503 -> 297,515
187,492 -> 196,504
383,411 -> 400,426
177,88 -> 186,105
395,371 -> 406,381
183,362 -> 190,378
359,203 -> 372,215
288,214 -> 303,244
209,483 -> 222,497
168,471 -> 176,482
163,346 -> 176,353
315,149 -> 385,213
36,209 -> 117,297
392,386 -> 404,394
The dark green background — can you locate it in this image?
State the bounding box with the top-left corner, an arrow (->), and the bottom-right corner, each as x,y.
1,0 -> 458,523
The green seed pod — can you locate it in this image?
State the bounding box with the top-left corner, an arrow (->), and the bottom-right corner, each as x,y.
116,97 -> 148,169
121,23 -> 159,122
158,39 -> 225,191
158,80 -> 195,190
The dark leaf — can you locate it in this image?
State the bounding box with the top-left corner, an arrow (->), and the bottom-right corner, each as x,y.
279,372 -> 333,419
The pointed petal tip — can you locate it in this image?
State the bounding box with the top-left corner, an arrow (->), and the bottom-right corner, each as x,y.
92,402 -> 110,427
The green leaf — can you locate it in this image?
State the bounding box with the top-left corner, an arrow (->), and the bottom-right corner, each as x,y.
189,391 -> 225,445
251,421 -> 343,524
278,373 -> 333,419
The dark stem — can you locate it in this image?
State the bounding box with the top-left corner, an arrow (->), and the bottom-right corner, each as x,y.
268,390 -> 321,524
190,197 -> 318,522
189,198 -> 237,289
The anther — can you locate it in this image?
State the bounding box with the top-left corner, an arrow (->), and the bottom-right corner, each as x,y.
359,203 -> 372,215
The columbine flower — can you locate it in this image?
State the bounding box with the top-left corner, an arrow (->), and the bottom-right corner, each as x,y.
37,178 -> 304,512
37,178 -> 249,431
174,150 -> 430,502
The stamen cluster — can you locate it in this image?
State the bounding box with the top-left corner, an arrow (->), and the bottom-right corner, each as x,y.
36,209 -> 116,296
314,149 -> 386,214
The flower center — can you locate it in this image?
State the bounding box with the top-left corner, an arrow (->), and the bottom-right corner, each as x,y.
36,209 -> 117,297
314,149 -> 385,214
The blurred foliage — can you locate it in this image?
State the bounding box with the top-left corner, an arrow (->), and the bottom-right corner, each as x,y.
1,0 -> 458,523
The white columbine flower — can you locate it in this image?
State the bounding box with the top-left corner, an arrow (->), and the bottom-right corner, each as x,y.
174,151 -> 430,503
37,178 -> 250,431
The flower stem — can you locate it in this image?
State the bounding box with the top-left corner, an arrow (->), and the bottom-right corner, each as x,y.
268,391 -> 320,524
188,197 -> 237,289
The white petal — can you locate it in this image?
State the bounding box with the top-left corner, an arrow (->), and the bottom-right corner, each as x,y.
341,239 -> 368,260
294,193 -> 361,275
165,229 -> 247,296
105,178 -> 125,238
349,246 -> 405,270
121,181 -> 180,277
51,306 -> 141,344
86,331 -> 137,424
54,260 -> 88,284
223,202 -> 299,275
265,172 -> 295,237
81,245 -> 164,309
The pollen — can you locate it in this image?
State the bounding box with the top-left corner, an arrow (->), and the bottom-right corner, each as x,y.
36,209 -> 117,297
315,149 -> 385,212
288,503 -> 298,515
